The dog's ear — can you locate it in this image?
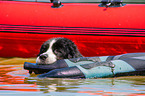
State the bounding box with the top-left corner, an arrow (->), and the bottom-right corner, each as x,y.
63,38 -> 83,58
66,42 -> 83,58
53,38 -> 82,59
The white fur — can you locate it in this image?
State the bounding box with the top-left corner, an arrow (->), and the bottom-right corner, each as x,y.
36,39 -> 57,64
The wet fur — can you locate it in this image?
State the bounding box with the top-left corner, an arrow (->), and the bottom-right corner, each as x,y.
36,37 -> 82,64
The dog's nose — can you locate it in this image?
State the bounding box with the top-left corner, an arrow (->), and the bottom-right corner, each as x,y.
39,54 -> 48,60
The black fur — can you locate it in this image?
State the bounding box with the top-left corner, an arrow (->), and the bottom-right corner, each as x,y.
52,38 -> 83,60
37,37 -> 83,64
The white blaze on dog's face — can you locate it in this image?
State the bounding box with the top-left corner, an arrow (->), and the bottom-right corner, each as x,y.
36,39 -> 57,65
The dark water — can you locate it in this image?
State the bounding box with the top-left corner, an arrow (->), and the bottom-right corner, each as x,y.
0,58 -> 145,96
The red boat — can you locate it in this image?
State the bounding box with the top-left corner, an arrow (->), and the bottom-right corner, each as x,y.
0,0 -> 145,57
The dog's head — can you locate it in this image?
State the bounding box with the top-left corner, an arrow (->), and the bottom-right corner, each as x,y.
36,37 -> 82,64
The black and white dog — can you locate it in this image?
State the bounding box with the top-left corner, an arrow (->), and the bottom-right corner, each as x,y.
36,37 -> 83,64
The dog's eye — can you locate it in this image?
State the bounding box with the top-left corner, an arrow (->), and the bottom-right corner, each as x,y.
54,50 -> 58,54
54,49 -> 63,55
39,44 -> 49,54
41,47 -> 47,53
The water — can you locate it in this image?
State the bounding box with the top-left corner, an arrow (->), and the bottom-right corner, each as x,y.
0,58 -> 145,96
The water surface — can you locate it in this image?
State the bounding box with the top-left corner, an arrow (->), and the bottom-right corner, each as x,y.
0,58 -> 145,96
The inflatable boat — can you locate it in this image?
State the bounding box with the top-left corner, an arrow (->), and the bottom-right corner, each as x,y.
0,0 -> 145,57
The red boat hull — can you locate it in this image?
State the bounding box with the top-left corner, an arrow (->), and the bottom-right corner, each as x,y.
1,32 -> 145,57
0,1 -> 145,57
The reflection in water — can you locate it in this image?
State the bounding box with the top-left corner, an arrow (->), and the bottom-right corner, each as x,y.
0,58 -> 145,96
0,58 -> 38,92
25,77 -> 145,96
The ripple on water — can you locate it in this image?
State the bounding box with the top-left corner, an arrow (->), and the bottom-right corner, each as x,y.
0,58 -> 145,96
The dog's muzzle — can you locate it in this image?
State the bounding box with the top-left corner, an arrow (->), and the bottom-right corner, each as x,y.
39,54 -> 48,60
